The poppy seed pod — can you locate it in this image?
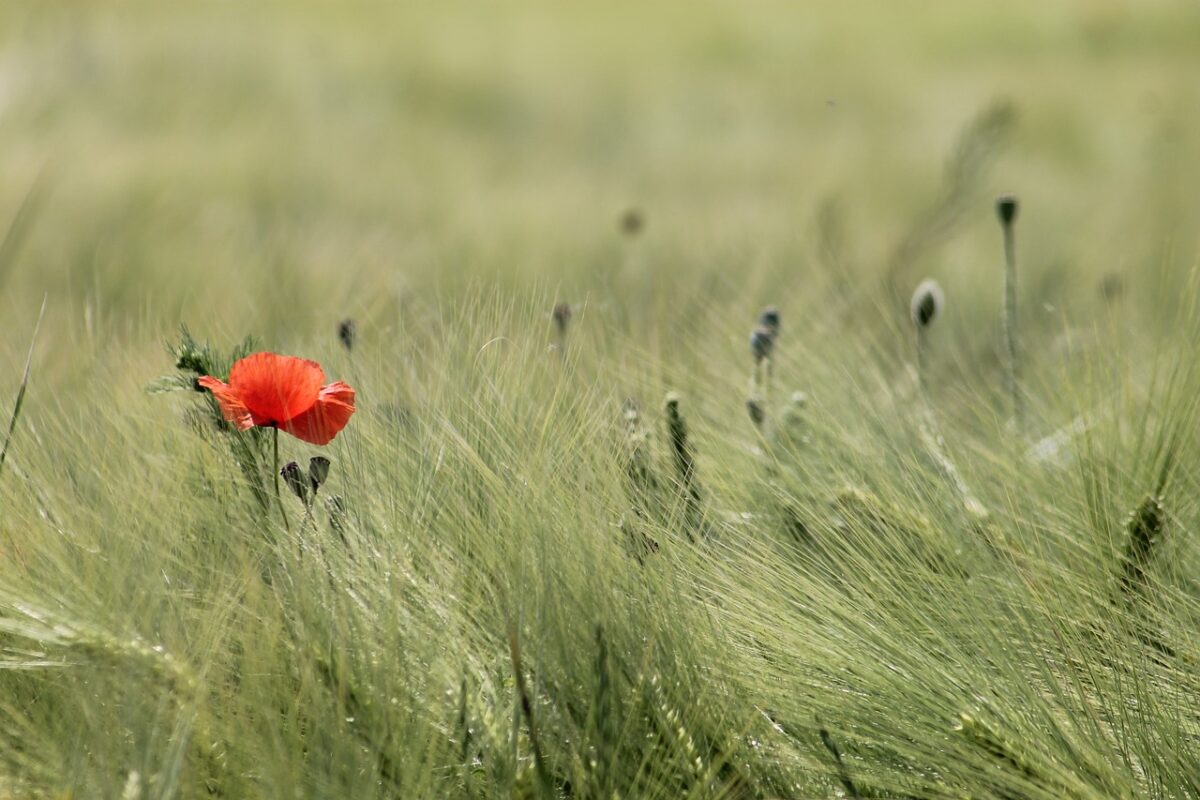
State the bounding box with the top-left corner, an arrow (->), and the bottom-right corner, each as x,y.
749,326 -> 775,363
281,461 -> 308,502
910,280 -> 944,328
995,194 -> 1019,226
337,319 -> 356,352
757,307 -> 780,337
308,456 -> 331,492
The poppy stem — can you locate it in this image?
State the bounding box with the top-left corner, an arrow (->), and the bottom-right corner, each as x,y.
273,427 -> 291,534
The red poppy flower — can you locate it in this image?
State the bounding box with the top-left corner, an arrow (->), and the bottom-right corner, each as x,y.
197,352 -> 355,446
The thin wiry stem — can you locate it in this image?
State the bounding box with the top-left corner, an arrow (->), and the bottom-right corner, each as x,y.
916,327 -> 930,404
507,624 -> 552,795
915,325 -> 989,521
296,489 -> 316,551
665,396 -> 704,539
0,295 -> 47,481
273,427 -> 291,533
1002,217 -> 1022,427
819,727 -> 861,799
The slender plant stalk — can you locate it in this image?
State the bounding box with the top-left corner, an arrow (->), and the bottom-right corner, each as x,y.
665,394 -> 704,539
0,295 -> 47,481
909,280 -> 986,519
299,502 -> 314,539
1003,223 -> 1019,419
819,727 -> 862,799
507,624 -> 552,795
273,427 -> 291,533
458,671 -> 473,796
916,326 -> 930,403
998,196 -> 1022,427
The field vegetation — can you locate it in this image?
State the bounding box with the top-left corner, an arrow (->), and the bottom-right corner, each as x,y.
3,1 -> 1200,797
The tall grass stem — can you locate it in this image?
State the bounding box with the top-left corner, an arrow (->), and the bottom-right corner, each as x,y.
0,294 -> 47,481
1000,203 -> 1022,427
273,427 -> 291,533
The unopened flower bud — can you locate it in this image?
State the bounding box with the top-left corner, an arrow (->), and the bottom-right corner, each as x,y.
995,194 -> 1019,226
757,307 -> 780,337
910,279 -> 944,328
749,326 -> 775,363
308,456 -> 331,492
281,461 -> 308,502
746,397 -> 765,427
619,208 -> 644,237
552,302 -> 572,335
337,318 -> 356,352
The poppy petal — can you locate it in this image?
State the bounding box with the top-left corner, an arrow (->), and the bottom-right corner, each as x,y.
197,376 -> 254,430
229,353 -> 325,426
282,381 -> 356,446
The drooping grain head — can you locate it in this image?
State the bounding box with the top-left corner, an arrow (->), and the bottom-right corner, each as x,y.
326,495 -> 348,535
1121,494 -> 1166,594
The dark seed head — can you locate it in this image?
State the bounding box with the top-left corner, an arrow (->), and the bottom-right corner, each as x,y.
995,194 -> 1019,226
619,208 -> 644,237
280,461 -> 308,502
910,279 -> 944,328
746,397 -> 765,427
337,318 -> 356,352
552,302 -> 572,335
1100,273 -> 1124,302
749,326 -> 775,363
308,456 -> 331,492
757,306 -> 780,337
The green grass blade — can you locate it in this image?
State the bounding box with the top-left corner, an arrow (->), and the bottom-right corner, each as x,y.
0,294 -> 48,480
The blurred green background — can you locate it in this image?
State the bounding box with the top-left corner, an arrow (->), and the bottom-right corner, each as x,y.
2,0 -> 1199,388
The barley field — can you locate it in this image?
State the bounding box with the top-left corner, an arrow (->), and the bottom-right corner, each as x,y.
3,1 -> 1200,797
